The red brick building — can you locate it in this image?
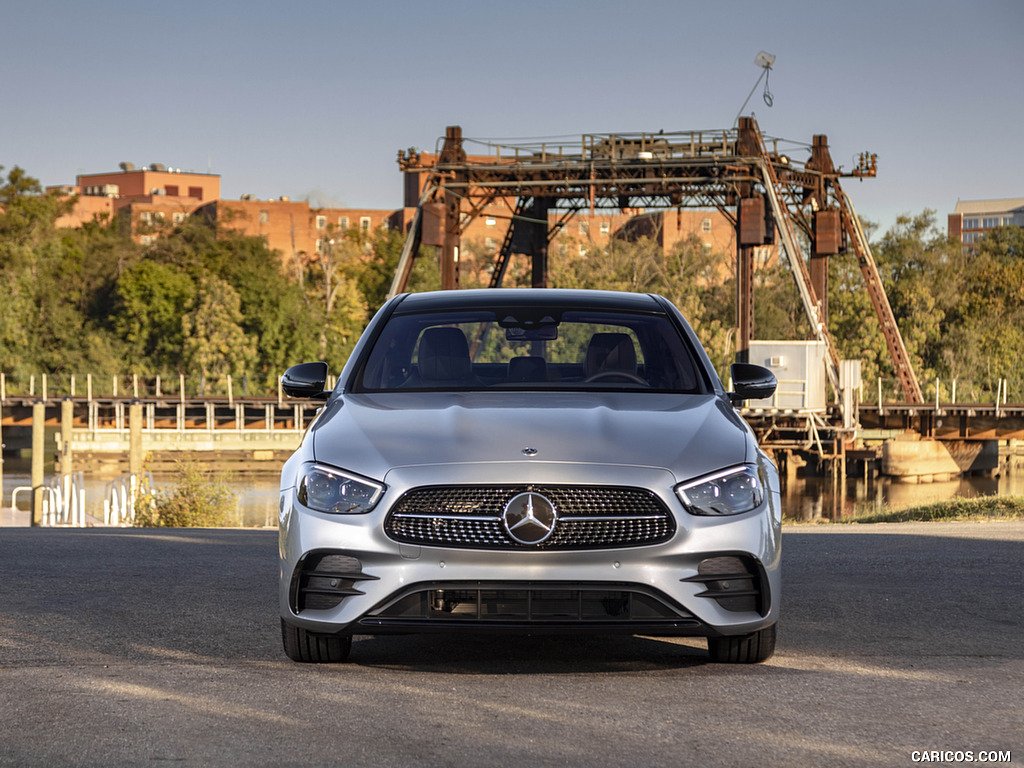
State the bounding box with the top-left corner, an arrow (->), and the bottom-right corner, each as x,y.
51,161 -> 751,274
51,164 -> 221,244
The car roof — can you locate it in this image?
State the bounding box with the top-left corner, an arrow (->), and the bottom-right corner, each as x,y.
394,288 -> 666,314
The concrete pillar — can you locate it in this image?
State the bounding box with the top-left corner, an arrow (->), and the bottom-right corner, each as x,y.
129,400 -> 144,477
784,450 -> 798,484
32,401 -> 45,526
60,398 -> 74,476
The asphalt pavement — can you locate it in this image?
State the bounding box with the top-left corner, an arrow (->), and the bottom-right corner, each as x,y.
0,522 -> 1021,767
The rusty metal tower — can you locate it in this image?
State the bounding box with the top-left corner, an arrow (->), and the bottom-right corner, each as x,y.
391,119 -> 923,403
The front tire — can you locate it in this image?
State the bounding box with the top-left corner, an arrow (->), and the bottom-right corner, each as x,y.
707,624 -> 776,663
281,618 -> 352,663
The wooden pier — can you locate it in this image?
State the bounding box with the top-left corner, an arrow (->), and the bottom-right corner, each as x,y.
742,399 -> 1024,482
3,374 -> 1022,487
1,394 -> 323,475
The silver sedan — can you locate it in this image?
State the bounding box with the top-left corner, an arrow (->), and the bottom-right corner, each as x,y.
279,289 -> 781,663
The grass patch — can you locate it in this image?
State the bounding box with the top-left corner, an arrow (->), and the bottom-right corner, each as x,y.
834,495 -> 1024,524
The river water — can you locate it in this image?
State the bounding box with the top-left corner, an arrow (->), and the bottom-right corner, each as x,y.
783,470 -> 1024,522
3,457 -> 1023,527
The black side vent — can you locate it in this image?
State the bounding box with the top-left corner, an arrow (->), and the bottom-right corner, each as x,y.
683,555 -> 766,615
292,552 -> 377,613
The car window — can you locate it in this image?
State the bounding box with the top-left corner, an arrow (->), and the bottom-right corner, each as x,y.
354,308 -> 702,393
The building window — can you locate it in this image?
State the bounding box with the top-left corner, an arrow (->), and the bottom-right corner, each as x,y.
339,216 -> 349,230
139,211 -> 153,225
982,217 -> 1000,228
259,210 -> 269,224
578,244 -> 587,256
165,185 -> 179,196
360,216 -> 371,232
578,220 -> 590,236
599,221 -> 610,235
172,212 -> 185,224
703,242 -> 713,253
155,212 -> 165,221
485,237 -> 497,253
486,217 -> 497,227
140,235 -> 156,245
964,218 -> 979,229
702,218 -> 712,233
1004,217 -> 1015,226
316,215 -> 327,229
188,187 -> 203,200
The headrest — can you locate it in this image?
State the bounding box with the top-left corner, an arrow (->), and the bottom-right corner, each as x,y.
584,333 -> 637,377
507,356 -> 547,382
417,327 -> 472,382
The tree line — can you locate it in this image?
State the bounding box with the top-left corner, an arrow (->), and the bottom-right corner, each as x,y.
0,166 -> 428,392
1,166 -> 1021,399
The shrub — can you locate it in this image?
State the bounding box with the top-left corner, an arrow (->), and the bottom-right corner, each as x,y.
133,461 -> 239,527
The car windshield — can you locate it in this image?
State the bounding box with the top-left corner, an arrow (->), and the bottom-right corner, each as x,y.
353,307 -> 704,393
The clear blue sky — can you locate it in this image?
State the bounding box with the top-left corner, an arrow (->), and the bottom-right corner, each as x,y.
3,0 -> 1022,235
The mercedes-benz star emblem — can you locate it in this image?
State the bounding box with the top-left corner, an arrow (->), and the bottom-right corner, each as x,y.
502,491 -> 557,545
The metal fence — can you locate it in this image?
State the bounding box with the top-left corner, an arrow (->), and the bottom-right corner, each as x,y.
870,377 -> 1015,406
10,473 -> 87,526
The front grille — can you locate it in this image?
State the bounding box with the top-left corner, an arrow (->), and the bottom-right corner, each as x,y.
366,583 -> 696,626
384,485 -> 675,550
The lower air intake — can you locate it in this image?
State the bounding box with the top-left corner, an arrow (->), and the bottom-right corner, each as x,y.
685,555 -> 766,614
369,583 -> 694,624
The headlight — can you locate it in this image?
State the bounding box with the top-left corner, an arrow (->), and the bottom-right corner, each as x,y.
676,465 -> 764,516
296,463 -> 384,515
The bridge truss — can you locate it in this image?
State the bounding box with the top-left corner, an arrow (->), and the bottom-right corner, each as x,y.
390,118 -> 922,403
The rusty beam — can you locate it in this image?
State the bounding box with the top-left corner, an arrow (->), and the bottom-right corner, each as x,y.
441,185 -> 460,290
395,122 -> 922,407
836,188 -> 924,403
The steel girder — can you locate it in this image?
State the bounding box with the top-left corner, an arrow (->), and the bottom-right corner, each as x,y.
393,121 -> 923,403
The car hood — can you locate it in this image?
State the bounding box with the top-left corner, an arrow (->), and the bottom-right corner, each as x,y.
309,391 -> 752,484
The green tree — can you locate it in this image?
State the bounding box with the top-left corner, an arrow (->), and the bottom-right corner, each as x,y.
946,226 -> 1024,391
114,260 -> 195,372
0,166 -> 72,248
871,211 -> 959,383
0,166 -> 123,376
120,215 -> 322,387
199,221 -> 320,387
826,251 -> 891,385
181,275 -> 257,380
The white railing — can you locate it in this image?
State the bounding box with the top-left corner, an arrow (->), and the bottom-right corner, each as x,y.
103,472 -> 153,526
9,473 -> 87,526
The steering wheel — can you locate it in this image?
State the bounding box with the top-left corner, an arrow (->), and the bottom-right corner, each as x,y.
583,370 -> 649,385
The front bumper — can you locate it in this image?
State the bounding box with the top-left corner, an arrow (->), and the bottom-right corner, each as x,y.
279,463 -> 781,638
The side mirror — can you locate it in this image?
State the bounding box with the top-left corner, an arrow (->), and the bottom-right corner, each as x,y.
728,363 -> 776,405
282,362 -> 330,400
